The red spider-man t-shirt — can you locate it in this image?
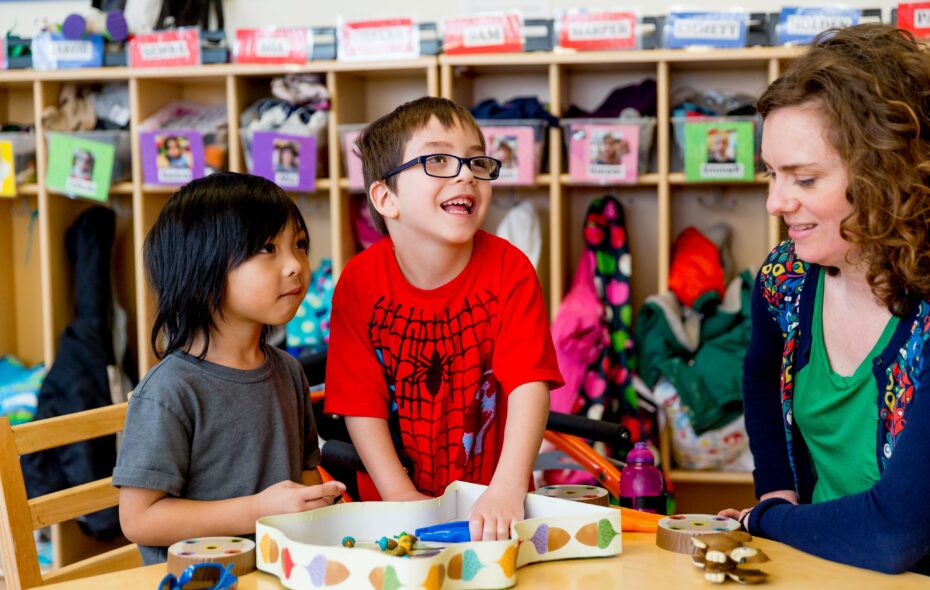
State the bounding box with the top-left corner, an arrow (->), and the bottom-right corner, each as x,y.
324,230 -> 563,497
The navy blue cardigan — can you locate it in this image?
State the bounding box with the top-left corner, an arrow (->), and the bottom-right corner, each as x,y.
743,242 -> 930,575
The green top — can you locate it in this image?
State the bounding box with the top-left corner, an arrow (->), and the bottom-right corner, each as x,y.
794,271 -> 898,503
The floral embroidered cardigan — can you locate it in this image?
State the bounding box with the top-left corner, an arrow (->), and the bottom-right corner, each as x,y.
742,240 -> 930,575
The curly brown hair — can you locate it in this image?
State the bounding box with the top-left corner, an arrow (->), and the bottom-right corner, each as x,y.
757,24 -> 930,314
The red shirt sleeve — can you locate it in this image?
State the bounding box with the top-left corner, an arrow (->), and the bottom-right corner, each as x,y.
492,246 -> 565,395
323,259 -> 390,419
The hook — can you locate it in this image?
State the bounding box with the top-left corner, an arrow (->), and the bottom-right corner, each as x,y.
11,196 -> 34,216
297,192 -> 326,217
697,188 -> 738,210
493,188 -> 520,209
110,195 -> 133,218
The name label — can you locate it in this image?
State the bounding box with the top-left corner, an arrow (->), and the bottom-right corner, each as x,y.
338,18 -> 419,61
442,14 -> 522,55
665,12 -> 748,48
558,11 -> 637,51
129,29 -> 201,68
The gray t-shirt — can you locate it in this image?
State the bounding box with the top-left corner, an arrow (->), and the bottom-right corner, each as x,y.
112,346 -> 321,564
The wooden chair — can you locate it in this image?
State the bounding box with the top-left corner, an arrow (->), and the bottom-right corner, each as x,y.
0,402 -> 141,589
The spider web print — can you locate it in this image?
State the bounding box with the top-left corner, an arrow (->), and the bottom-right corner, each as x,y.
368,289 -> 499,495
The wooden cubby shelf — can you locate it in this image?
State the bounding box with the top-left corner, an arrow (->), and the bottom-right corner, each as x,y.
1,48 -> 800,523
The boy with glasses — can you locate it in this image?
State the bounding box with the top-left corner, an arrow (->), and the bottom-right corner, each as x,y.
325,97 -> 563,541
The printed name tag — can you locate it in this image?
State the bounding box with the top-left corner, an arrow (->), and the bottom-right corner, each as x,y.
557,11 -> 638,51
777,7 -> 860,45
31,33 -> 104,69
441,14 -> 522,55
129,29 -> 201,68
897,3 -> 930,38
665,11 -> 748,48
234,28 -> 311,64
338,18 -> 419,61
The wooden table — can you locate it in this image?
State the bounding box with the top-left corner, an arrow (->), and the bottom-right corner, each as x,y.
42,533 -> 927,589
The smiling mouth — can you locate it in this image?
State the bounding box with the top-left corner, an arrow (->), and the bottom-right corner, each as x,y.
280,287 -> 303,298
440,197 -> 475,215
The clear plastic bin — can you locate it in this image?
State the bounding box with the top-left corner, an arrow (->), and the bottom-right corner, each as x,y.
476,118 -> 548,186
670,115 -> 761,180
561,117 -> 656,183
46,130 -> 131,182
0,131 -> 37,184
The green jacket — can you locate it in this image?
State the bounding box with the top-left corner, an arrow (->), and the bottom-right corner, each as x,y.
635,269 -> 753,434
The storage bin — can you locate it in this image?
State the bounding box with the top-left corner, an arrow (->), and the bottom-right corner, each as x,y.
477,119 -> 548,186
561,117 -> 656,183
671,115 -> 760,181
0,131 -> 37,184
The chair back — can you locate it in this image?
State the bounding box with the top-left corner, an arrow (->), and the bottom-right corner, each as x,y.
0,402 -> 141,589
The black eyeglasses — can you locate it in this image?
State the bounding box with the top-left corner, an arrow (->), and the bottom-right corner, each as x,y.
382,154 -> 502,181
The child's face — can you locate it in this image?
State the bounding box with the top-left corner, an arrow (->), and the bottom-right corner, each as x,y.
710,133 -> 728,158
385,117 -> 491,247
166,139 -> 181,158
222,221 -> 311,328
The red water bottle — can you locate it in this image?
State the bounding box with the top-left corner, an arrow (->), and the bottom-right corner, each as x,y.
619,442 -> 666,514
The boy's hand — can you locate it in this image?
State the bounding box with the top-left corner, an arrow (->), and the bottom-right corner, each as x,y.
251,480 -> 346,520
467,485 -> 524,541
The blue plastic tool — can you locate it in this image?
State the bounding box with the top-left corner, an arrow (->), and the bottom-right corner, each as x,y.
414,520 -> 471,543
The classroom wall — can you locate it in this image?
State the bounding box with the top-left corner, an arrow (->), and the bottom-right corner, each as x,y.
1,0 -> 900,36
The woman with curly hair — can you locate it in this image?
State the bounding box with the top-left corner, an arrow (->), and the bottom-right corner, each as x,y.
719,24 -> 930,575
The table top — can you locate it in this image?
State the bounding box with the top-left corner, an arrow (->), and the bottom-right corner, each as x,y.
42,533 -> 927,589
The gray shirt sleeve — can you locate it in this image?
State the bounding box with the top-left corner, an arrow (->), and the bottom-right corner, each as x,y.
112,394 -> 192,497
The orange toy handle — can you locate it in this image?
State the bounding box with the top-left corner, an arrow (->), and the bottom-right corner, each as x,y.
543,431 -> 621,497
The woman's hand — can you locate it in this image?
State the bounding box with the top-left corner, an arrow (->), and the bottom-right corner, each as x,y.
718,489 -> 799,528
467,485 -> 525,541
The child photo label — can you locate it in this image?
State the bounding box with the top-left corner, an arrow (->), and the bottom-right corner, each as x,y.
481,126 -> 536,186
684,121 -> 755,182
45,134 -> 116,201
567,123 -> 640,184
140,131 -> 206,185
251,132 -> 317,192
